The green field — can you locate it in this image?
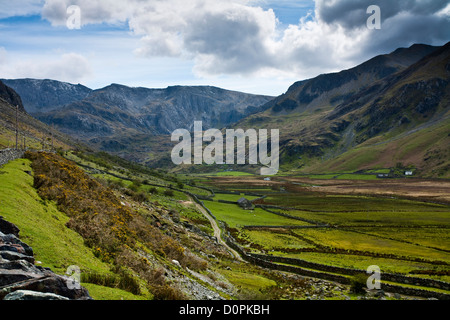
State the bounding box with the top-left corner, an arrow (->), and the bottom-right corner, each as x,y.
200,176 -> 450,288
3,151 -> 449,299
205,201 -> 310,228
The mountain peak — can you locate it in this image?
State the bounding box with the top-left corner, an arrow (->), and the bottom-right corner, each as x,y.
265,42 -> 440,114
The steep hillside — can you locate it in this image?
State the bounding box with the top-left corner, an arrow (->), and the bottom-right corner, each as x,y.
316,41 -> 450,177
261,44 -> 438,115
236,42 -> 449,177
0,81 -> 81,151
0,80 -> 25,112
2,150 -> 345,301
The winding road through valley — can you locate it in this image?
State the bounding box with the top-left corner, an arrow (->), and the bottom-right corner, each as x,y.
191,198 -> 244,262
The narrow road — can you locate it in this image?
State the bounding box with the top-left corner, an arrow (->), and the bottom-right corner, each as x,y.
191,199 -> 244,262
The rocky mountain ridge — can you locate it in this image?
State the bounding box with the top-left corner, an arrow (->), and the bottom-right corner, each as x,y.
2,79 -> 274,162
2,80 -> 274,136
1,79 -> 92,114
2,42 -> 449,177
0,80 -> 25,113
235,42 -> 450,176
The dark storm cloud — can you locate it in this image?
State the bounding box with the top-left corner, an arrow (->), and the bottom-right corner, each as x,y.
316,0 -> 450,29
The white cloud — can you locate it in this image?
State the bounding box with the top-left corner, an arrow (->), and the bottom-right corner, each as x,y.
0,0 -> 44,19
42,0 -> 132,26
0,51 -> 92,83
36,0 -> 450,82
0,47 -> 7,65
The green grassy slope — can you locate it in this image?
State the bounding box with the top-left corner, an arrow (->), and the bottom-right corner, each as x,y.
307,115 -> 450,177
0,159 -> 144,300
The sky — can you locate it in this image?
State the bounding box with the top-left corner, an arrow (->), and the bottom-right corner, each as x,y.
0,0 -> 449,96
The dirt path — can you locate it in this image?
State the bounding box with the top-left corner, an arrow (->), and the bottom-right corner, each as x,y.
192,199 -> 244,262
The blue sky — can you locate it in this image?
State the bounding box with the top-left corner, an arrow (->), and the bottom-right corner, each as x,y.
0,0 -> 449,96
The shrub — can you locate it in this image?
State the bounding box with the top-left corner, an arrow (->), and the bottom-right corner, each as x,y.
132,191 -> 148,203
24,151 -> 195,299
128,184 -> 139,193
148,187 -> 158,194
117,270 -> 141,295
81,272 -> 120,288
163,189 -> 174,197
184,255 -> 208,272
108,179 -> 125,190
151,284 -> 186,300
350,273 -> 367,294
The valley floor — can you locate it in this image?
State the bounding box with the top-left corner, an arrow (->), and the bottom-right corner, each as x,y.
1,151 -> 449,301
194,173 -> 450,299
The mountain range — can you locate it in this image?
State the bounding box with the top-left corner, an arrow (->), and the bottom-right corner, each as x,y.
235,42 -> 450,177
1,79 -> 273,162
2,79 -> 273,135
2,41 -> 449,177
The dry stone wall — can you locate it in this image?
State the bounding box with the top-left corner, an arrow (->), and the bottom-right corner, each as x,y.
0,149 -> 24,167
0,216 -> 92,300
223,234 -> 450,300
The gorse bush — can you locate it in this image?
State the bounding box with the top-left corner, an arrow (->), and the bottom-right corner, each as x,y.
350,273 -> 368,294
25,151 -> 197,299
27,152 -> 135,259
132,191 -> 149,203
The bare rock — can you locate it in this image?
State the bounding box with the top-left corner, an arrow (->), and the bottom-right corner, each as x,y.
0,217 -> 20,237
4,290 -> 69,300
0,219 -> 92,300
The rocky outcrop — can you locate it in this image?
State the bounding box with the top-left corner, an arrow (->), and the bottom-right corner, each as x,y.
0,216 -> 92,300
0,80 -> 25,113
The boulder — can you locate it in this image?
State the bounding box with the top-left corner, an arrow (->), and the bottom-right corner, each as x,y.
0,259 -> 43,273
0,274 -> 92,300
0,269 -> 43,287
0,217 -> 20,237
0,218 -> 92,300
0,232 -> 33,257
0,250 -> 35,264
3,290 -> 69,300
172,260 -> 182,268
0,244 -> 28,255
374,290 -> 385,298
